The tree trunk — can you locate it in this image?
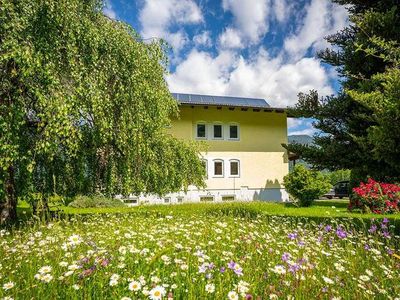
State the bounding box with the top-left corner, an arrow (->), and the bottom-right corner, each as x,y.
0,166 -> 17,224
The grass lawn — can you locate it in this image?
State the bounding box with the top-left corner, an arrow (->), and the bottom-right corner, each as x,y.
2,200 -> 400,299
17,199 -> 400,222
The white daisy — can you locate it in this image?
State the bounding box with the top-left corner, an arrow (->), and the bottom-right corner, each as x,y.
227,291 -> 238,300
128,280 -> 141,292
205,283 -> 215,293
149,286 -> 166,300
2,282 -> 14,290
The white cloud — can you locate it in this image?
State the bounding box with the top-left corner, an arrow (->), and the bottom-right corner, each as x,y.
218,27 -> 244,49
289,125 -> 317,136
167,50 -> 236,95
103,0 -> 117,19
287,118 -> 303,129
287,119 -> 317,136
193,31 -> 212,48
167,47 -> 333,108
139,0 -> 203,53
284,0 -> 348,60
272,0 -> 291,23
222,0 -> 270,44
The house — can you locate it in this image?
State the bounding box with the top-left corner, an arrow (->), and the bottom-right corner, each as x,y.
122,93 -> 290,205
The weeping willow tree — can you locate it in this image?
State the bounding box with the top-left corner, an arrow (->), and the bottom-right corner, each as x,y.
0,0 -> 205,223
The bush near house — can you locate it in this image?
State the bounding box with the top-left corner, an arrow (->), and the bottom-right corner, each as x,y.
350,178 -> 400,214
68,195 -> 126,208
284,165 -> 331,207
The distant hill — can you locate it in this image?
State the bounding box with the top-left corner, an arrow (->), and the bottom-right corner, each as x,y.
287,135 -> 313,170
288,134 -> 314,145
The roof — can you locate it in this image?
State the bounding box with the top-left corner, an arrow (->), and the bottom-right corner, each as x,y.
171,93 -> 271,109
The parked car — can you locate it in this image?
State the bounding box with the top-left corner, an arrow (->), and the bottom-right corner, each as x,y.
324,181 -> 350,199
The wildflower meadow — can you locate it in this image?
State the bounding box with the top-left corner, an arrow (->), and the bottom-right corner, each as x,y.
1,205 -> 400,300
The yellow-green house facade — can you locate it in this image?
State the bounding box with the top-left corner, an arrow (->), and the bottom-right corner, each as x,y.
165,93 -> 290,203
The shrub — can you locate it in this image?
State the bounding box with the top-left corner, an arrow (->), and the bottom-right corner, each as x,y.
68,195 -> 126,208
350,178 -> 400,214
327,169 -> 351,185
284,165 -> 332,207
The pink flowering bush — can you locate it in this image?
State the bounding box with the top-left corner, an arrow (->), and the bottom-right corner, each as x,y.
350,178 -> 400,214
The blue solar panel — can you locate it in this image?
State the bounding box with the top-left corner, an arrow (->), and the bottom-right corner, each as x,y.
171,93 -> 270,108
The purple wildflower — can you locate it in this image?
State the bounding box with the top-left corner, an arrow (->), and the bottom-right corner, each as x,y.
234,267 -> 243,276
368,224 -> 377,233
364,244 -> 370,250
220,267 -> 226,273
228,261 -> 236,270
336,227 -> 347,239
289,263 -> 300,273
288,232 -> 298,240
281,252 -> 291,262
198,263 -> 207,273
324,225 -> 332,232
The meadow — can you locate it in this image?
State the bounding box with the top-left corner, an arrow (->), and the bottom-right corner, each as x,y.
1,202 -> 400,299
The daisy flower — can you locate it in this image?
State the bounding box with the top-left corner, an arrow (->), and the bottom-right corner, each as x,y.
228,290 -> 239,300
205,283 -> 215,293
38,266 -> 52,274
149,286 -> 166,300
128,280 -> 141,291
2,282 -> 14,290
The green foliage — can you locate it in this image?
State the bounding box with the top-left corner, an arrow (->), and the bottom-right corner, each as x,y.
0,0 -> 205,222
284,165 -> 332,207
328,169 -> 351,185
286,1 -> 400,183
68,195 -> 126,208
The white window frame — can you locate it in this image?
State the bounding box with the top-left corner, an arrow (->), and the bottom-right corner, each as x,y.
213,159 -> 224,177
229,159 -> 240,177
228,123 -> 240,140
212,122 -> 224,140
195,122 -> 207,140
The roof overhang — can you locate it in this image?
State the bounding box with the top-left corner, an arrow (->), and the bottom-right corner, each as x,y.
179,102 -> 293,116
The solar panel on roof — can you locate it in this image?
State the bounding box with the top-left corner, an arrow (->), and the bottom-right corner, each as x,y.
171,93 -> 271,108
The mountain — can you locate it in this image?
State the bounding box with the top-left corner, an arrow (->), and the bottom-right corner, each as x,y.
288,134 -> 314,145
287,135 -> 313,170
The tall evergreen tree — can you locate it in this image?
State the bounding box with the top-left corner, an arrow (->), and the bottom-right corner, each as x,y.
286,0 -> 400,184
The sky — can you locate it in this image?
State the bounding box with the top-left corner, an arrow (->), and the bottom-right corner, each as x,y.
103,0 -> 349,136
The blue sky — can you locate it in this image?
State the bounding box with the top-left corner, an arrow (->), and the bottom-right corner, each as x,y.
103,0 -> 348,135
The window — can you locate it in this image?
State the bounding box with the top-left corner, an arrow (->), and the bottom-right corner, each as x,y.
229,160 -> 240,177
200,196 -> 214,202
124,199 -> 137,204
196,123 -> 206,139
222,195 -> 235,201
213,124 -> 223,139
164,197 -> 170,204
177,197 -> 184,203
213,160 -> 224,177
229,124 -> 239,140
